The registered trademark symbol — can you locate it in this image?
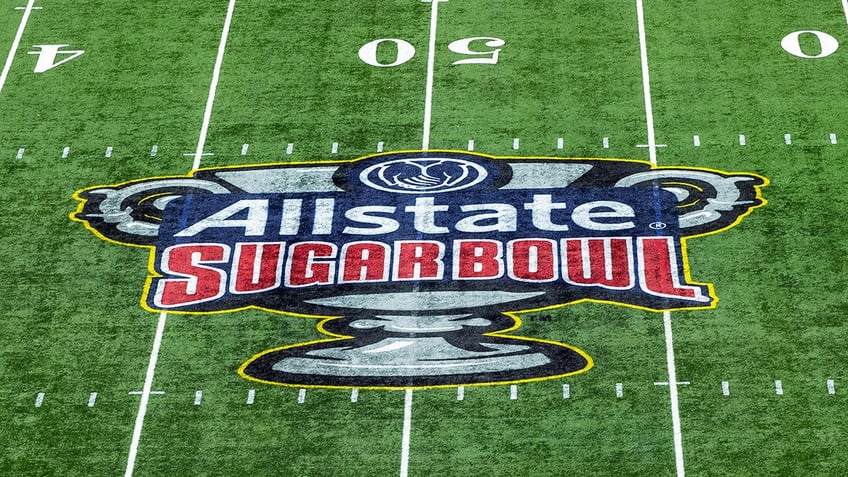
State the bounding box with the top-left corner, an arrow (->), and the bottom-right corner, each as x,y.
649,222 -> 667,230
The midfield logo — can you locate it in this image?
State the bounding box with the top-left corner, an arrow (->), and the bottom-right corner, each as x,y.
72,151 -> 767,388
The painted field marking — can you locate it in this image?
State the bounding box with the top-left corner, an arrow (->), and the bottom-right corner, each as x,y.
297,388 -> 306,404
192,0 -> 235,170
241,143 -> 249,155
722,381 -> 730,396
513,138 -> 520,150
636,2 -> 685,474
843,0 -> 848,26
400,389 -> 413,477
377,141 -> 384,152
637,143 -> 667,148
467,139 -> 474,151
35,392 -> 44,407
16,148 -> 24,159
14,5 -> 42,9
0,0 -> 38,96
246,389 -> 255,405
830,133 -> 838,144
603,137 -> 610,149
286,143 -> 294,155
184,152 -> 214,157
775,380 -> 784,396
557,137 -> 564,149
693,135 -> 701,147
351,388 -> 359,403
62,147 -> 70,158
784,134 -> 792,145
827,379 -> 835,395
125,311 -> 168,477
562,384 -> 571,399
457,386 -> 464,401
194,390 -> 203,405
510,385 -> 518,400
739,134 -> 746,146
616,383 -> 623,398
105,147 -> 113,158
421,0 -> 447,151
126,3 -> 235,476
655,381 -> 690,386
128,391 -> 165,396
88,392 -> 98,407
331,142 -> 339,154
150,145 -> 158,157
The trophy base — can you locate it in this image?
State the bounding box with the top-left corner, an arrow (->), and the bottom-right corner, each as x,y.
240,334 -> 590,388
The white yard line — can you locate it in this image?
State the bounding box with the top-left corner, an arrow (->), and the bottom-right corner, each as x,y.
636,1 -> 685,475
842,0 -> 848,26
125,2 -> 236,475
0,0 -> 37,97
421,0 -> 445,151
635,0 -> 658,166
400,389 -> 413,477
125,311 -> 168,477
193,0 -> 237,170
663,311 -> 685,477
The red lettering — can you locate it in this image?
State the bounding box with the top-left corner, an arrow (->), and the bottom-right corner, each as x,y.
285,242 -> 337,287
153,244 -> 229,307
230,242 -> 284,294
340,241 -> 389,283
393,241 -> 445,280
508,239 -> 557,282
454,240 -> 503,280
638,237 -> 710,302
563,238 -> 633,289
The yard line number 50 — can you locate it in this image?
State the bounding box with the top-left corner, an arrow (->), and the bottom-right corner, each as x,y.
359,37 -> 505,67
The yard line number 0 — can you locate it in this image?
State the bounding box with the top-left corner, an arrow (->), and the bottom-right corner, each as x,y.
781,30 -> 839,58
359,37 -> 505,67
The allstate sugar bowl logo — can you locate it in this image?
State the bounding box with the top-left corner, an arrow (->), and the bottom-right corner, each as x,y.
72,151 -> 767,389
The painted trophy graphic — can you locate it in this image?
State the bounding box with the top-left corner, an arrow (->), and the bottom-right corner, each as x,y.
72,151 -> 767,388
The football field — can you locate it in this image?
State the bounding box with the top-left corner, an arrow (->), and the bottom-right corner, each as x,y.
1,1 -> 847,475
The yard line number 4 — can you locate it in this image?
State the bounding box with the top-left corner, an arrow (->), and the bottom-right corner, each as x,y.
359,37 -> 505,67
